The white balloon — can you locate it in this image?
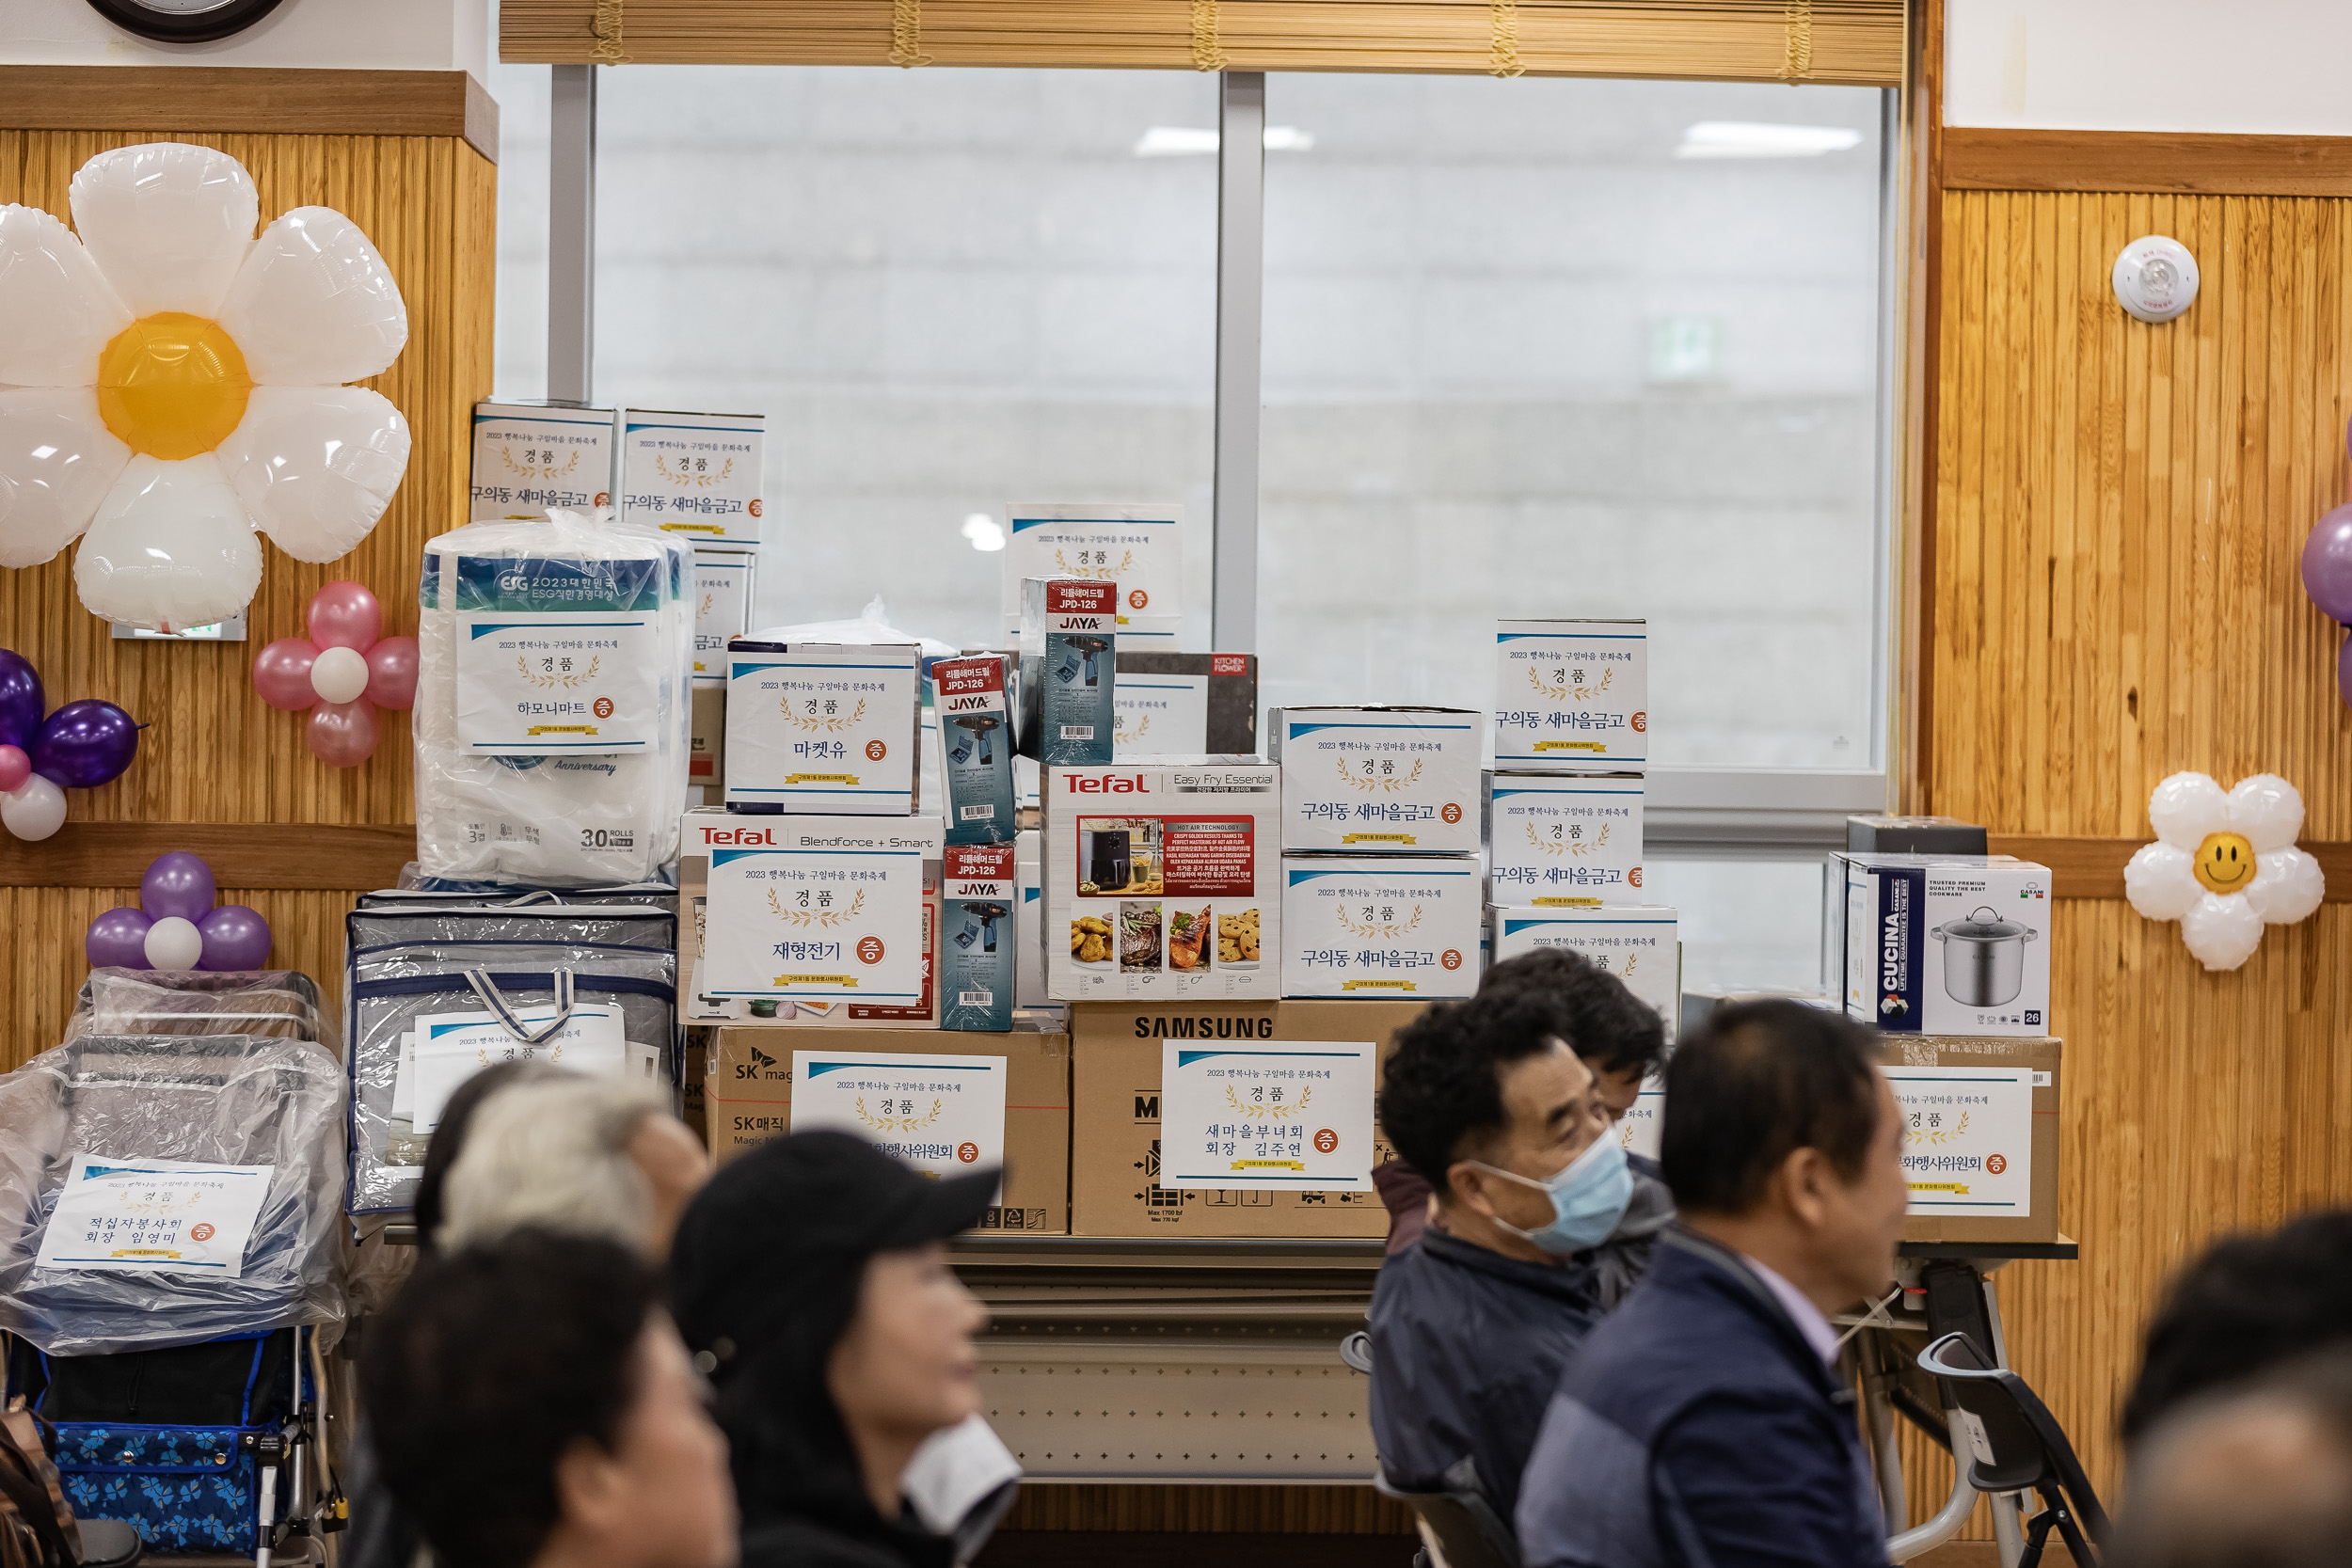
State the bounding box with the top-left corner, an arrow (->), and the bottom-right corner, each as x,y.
2226,773 -> 2306,854
2123,840 -> 2201,922
67,142 -> 257,318
310,644 -> 371,705
0,387 -> 130,567
2180,890 -> 2265,972
74,452 -> 261,631
142,914 -> 204,971
0,204 -> 133,386
0,775 -> 68,841
2245,846 -> 2326,926
216,208 -> 407,387
2147,770 -> 2229,851
216,386 -> 410,562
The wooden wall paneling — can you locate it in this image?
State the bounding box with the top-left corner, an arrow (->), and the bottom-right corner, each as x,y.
0,69 -> 498,163
1945,128 -> 2352,200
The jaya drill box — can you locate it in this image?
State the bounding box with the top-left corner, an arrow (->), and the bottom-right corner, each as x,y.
1832,853 -> 2052,1036
1112,652 -> 1259,758
706,1024 -> 1070,1232
1002,503 -> 1184,648
930,653 -> 1018,846
1488,905 -> 1681,1040
1268,707 -> 1483,854
691,547 -> 756,687
1494,619 -> 1647,768
1019,578 -> 1119,766
1486,771 -> 1645,905
723,641 -> 922,815
469,400 -> 617,520
1279,855 -> 1483,1001
1043,759 -> 1282,1002
618,408 -> 764,545
942,843 -> 1018,1033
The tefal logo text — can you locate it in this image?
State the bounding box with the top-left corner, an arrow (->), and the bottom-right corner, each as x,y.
700,826 -> 777,846
1062,773 -> 1151,793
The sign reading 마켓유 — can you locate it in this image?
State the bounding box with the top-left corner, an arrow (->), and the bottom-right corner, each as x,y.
1156,1038 -> 1376,1193
1881,1065 -> 2034,1216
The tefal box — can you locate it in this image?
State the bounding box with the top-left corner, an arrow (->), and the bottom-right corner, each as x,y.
1489,906 -> 1681,1041
1834,854 -> 2052,1036
1114,653 -> 1258,758
691,548 -> 756,686
1494,619 -> 1647,768
942,843 -> 1017,1033
682,811 -> 942,1024
1486,771 -> 1645,905
1069,1001 -> 1427,1238
1280,855 -> 1482,1000
619,408 -> 765,544
1043,759 -> 1281,1002
1003,503 -> 1184,649
1020,578 -> 1119,766
706,1025 -> 1070,1233
1881,1035 -> 2061,1244
469,400 -> 617,519
723,641 -> 922,815
931,654 -> 1018,846
1268,707 -> 1483,854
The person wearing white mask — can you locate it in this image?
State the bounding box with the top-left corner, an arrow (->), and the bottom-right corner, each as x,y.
1365,989 -> 1632,1533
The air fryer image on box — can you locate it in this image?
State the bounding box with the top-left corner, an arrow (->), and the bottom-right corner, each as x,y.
1076,816 -> 1163,895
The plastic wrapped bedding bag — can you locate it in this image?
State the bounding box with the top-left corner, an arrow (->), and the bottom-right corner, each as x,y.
415,507 -> 693,886
64,969 -> 330,1047
0,1035 -> 347,1356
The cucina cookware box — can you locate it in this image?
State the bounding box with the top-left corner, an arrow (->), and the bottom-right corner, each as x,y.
1832,853 -> 2052,1036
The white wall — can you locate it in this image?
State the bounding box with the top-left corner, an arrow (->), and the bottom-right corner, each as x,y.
0,0 -> 489,78
1946,0 -> 2352,134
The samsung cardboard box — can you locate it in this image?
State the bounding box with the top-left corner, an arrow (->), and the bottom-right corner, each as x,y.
691,548 -> 756,687
469,400 -> 617,519
1881,1034 -> 2062,1245
931,654 -> 1018,845
705,1025 -> 1070,1232
1494,619 -> 1647,768
691,685 -> 725,793
942,843 -> 1017,1033
619,408 -> 764,544
1069,1000 -> 1429,1238
1019,578 -> 1119,766
1833,854 -> 2052,1036
1486,771 -> 1645,905
1043,759 -> 1282,1002
1280,855 -> 1481,1000
1003,504 -> 1184,649
1114,653 -> 1257,758
723,641 -> 922,815
1489,906 -> 1681,1041
1269,707 -> 1482,854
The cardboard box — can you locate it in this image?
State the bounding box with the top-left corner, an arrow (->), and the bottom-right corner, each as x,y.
691,548 -> 755,686
1882,1034 -> 2061,1244
1489,906 -> 1681,1040
1015,829 -> 1051,1013
1494,619 -> 1647,768
931,654 -> 1018,845
942,844 -> 1017,1032
1280,854 -> 1481,1000
1043,759 -> 1281,1002
469,399 -> 616,519
723,641 -> 922,815
1486,771 -> 1645,905
1833,854 -> 2052,1036
706,1025 -> 1070,1232
1020,578 -> 1119,765
1069,1000 -> 1428,1237
620,408 -> 764,544
1269,707 -> 1483,854
1113,653 -> 1258,758
690,684 -> 725,791
1003,503 -> 1184,649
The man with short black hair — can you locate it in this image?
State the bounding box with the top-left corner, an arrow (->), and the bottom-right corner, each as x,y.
1367,988 -> 1627,1524
1518,999 -> 1906,1568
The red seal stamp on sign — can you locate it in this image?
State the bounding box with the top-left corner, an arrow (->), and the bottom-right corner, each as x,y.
866,739 -> 887,761
1440,802 -> 1463,825
958,1143 -> 980,1164
1985,1153 -> 2008,1176
593,697 -> 614,719
1313,1129 -> 1339,1155
856,936 -> 884,965
1128,589 -> 1149,610
190,1224 -> 215,1242
1440,949 -> 1464,970
749,499 -> 764,517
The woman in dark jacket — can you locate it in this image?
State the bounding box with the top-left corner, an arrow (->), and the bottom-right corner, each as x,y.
669,1131 -> 995,1568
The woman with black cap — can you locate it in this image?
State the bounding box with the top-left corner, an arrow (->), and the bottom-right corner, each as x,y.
669,1130 -> 997,1568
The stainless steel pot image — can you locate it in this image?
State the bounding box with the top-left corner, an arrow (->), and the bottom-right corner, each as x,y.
1931,906 -> 2039,1006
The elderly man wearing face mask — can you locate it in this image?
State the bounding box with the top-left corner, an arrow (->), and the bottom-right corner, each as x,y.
1365,988 -> 1632,1531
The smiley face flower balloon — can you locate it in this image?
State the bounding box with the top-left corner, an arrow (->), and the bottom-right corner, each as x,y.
0,142 -> 409,631
2124,772 -> 2325,971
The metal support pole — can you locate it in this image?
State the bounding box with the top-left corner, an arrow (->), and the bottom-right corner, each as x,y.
1210,71 -> 1264,653
548,64 -> 598,404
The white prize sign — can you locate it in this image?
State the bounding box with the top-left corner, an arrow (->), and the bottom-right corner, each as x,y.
1883,1065 -> 2035,1217
410,1002 -> 630,1133
37,1154 -> 274,1279
1156,1039 -> 1376,1193
791,1051 -> 1008,1189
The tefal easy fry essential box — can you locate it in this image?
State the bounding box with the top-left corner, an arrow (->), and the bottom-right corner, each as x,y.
1002,503 -> 1184,649
1489,905 -> 1681,1040
469,400 -> 617,520
691,548 -> 755,687
1280,855 -> 1482,1000
942,843 -> 1018,1033
723,641 -> 921,815
1043,759 -> 1281,1002
619,408 -> 764,544
1486,771 -> 1645,905
1020,578 -> 1119,766
1268,707 -> 1483,854
1113,652 -> 1258,758
930,654 -> 1017,845
1494,619 -> 1648,768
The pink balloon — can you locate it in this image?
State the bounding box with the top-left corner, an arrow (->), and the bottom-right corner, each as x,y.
253,639 -> 321,711
365,635 -> 419,710
0,745 -> 25,794
309,581 -> 383,652
308,700 -> 378,767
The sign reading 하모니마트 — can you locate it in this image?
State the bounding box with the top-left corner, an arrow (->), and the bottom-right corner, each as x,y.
1155,1038 -> 1376,1193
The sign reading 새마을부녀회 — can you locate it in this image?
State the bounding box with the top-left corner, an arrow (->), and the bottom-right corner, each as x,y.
1155,1038 -> 1376,1194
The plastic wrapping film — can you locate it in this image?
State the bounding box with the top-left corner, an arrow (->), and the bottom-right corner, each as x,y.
414,507 -> 692,887
345,900 -> 678,1215
64,969 -> 331,1050
0,1035 -> 348,1356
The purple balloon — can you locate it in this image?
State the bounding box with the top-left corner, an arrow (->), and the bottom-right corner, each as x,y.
198,905 -> 274,972
141,852 -> 217,924
0,650 -> 41,753
2304,504 -> 2352,625
31,699 -> 138,790
87,906 -> 154,969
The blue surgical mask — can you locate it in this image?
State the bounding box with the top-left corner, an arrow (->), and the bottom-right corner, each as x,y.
1470,1132 -> 1634,1256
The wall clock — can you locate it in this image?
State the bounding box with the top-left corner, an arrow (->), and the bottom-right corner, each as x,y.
86,0 -> 290,44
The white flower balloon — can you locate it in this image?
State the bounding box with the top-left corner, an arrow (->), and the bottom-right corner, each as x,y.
0,143 -> 410,631
2124,771 -> 2326,970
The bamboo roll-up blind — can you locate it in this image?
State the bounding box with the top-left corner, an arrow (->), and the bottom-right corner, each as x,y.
501,0 -> 1903,86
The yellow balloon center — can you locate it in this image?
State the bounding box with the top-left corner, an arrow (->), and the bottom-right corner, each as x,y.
2193,831 -> 2258,895
95,312 -> 253,461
